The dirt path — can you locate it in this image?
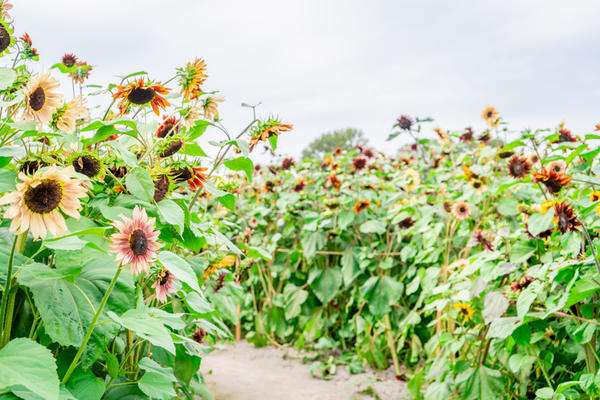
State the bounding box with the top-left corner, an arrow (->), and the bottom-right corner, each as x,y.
199,341 -> 408,400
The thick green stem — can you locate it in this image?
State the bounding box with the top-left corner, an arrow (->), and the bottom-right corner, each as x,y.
383,314 -> 401,377
62,266 -> 122,384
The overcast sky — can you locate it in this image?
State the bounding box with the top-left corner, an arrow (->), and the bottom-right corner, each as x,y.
10,0 -> 600,160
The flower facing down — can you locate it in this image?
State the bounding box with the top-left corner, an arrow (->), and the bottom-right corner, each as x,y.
113,78 -> 170,115
533,167 -> 571,195
353,199 -> 370,214
0,165 -> 88,239
52,95 -> 87,133
203,255 -> 236,280
249,120 -> 293,151
554,202 -> 581,234
22,72 -> 62,125
178,58 -> 208,101
507,155 -> 531,179
203,96 -> 224,120
110,206 -> 161,275
451,201 -> 471,220
453,302 -> 475,321
152,268 -> 176,304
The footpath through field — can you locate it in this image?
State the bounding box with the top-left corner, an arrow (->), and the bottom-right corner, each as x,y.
199,341 -> 407,400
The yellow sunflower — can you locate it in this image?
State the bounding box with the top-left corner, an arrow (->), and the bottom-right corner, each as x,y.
0,165 -> 88,239
481,106 -> 499,122
403,169 -> 420,192
179,58 -> 208,101
22,72 -> 62,125
453,302 -> 475,321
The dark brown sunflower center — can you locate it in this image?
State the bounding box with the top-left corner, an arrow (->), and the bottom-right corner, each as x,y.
486,111 -> 493,118
0,25 -> 10,53
24,179 -> 62,214
73,155 -> 101,177
459,206 -> 466,213
128,87 -> 155,105
29,86 -> 46,111
513,164 -> 523,175
129,229 -> 148,256
159,271 -> 170,285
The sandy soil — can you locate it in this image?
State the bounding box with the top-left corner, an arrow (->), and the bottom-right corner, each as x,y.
199,341 -> 408,400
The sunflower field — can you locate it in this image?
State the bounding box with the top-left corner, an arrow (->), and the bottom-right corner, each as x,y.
0,3 -> 599,400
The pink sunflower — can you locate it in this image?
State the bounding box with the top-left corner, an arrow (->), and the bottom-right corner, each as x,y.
151,268 -> 176,304
110,206 -> 161,275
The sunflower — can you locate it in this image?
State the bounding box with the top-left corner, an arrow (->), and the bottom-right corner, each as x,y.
0,21 -> 12,54
591,191 -> 600,202
249,119 -> 293,151
293,178 -> 305,192
510,276 -> 535,293
182,103 -> 203,128
19,158 -> 48,175
0,165 -> 88,239
71,153 -> 102,178
398,217 -> 415,229
470,230 -> 494,251
203,96 -> 224,120
19,33 -> 38,59
153,174 -> 171,202
403,169 -> 420,192
0,0 -> 12,20
328,173 -> 342,190
203,255 -> 235,279
51,95 -> 87,133
546,160 -> 566,175
187,167 -> 209,191
109,206 -> 161,275
281,157 -> 295,170
453,302 -> 475,321
155,115 -> 181,138
334,147 -> 343,156
22,72 -> 62,125
481,106 -> 499,124
544,327 -> 558,345
507,155 -> 531,179
69,61 -> 93,84
113,78 -> 170,116
192,327 -> 206,344
533,167 -> 571,195
178,58 -> 208,101
451,201 -> 471,220
395,115 -> 412,130
353,199 -> 370,214
152,268 -> 176,304
527,153 -> 541,168
61,53 -> 77,67
460,127 -> 474,142
554,202 -> 581,234
540,200 -> 558,214
352,157 -> 367,171
157,137 -> 184,158
556,126 -> 577,143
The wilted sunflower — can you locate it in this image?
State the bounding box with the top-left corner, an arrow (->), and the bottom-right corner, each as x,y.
61,53 -> 77,67
19,158 -> 48,175
507,155 -> 531,179
554,202 -> 581,234
293,178 -> 306,192
470,230 -> 494,251
0,165 -> 88,239
113,78 -> 170,115
110,206 -> 161,275
453,302 -> 475,321
398,216 -> 415,229
155,115 -> 181,138
352,157 -> 367,171
451,201 -> 471,220
249,119 -> 293,151
72,153 -> 102,178
153,173 -> 171,202
591,191 -> 600,202
157,136 -> 184,158
152,269 -> 176,304
22,72 -> 62,125
0,21 -> 12,54
178,58 -> 208,101
533,167 -> 571,195
69,61 -> 92,84
460,127 -> 474,142
544,327 -> 559,345
51,95 -> 87,133
353,199 -> 370,214
203,96 -> 224,120
555,126 -> 577,143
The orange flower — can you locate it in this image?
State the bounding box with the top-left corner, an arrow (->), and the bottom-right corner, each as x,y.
179,58 -> 208,101
249,122 -> 293,151
353,200 -> 370,214
188,167 -> 208,191
113,78 -> 170,115
533,167 -> 571,195
328,173 -> 342,190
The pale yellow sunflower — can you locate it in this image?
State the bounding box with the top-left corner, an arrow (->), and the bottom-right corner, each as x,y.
0,165 -> 88,239
22,72 -> 62,125
53,95 -> 87,133
203,96 -> 224,120
403,169 -> 420,192
182,103 -> 203,128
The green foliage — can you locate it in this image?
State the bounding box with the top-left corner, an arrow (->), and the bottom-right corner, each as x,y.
301,127 -> 367,159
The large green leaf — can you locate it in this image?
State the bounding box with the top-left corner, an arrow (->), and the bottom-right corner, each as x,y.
0,338 -> 60,400
125,167 -> 154,202
308,267 -> 342,304
224,156 -> 253,181
282,284 -> 308,319
459,366 -> 505,400
137,358 -> 177,400
108,308 -> 175,354
16,257 -> 134,362
157,251 -> 200,292
359,276 -> 403,316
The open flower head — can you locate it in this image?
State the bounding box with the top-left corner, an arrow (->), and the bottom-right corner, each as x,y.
554,202 -> 581,234
507,155 -> 531,179
113,78 -> 170,115
451,201 -> 471,220
0,165 -> 88,239
533,167 -> 571,195
353,199 -> 370,214
22,72 -> 62,125
454,302 -> 475,321
110,206 -> 161,275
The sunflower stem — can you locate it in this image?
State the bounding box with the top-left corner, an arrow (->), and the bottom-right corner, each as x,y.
0,234 -> 18,348
62,266 -> 122,384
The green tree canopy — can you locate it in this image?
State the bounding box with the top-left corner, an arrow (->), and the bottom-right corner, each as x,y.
301,128 -> 367,160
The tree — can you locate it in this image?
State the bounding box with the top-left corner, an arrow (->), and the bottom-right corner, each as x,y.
301,128 -> 367,160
